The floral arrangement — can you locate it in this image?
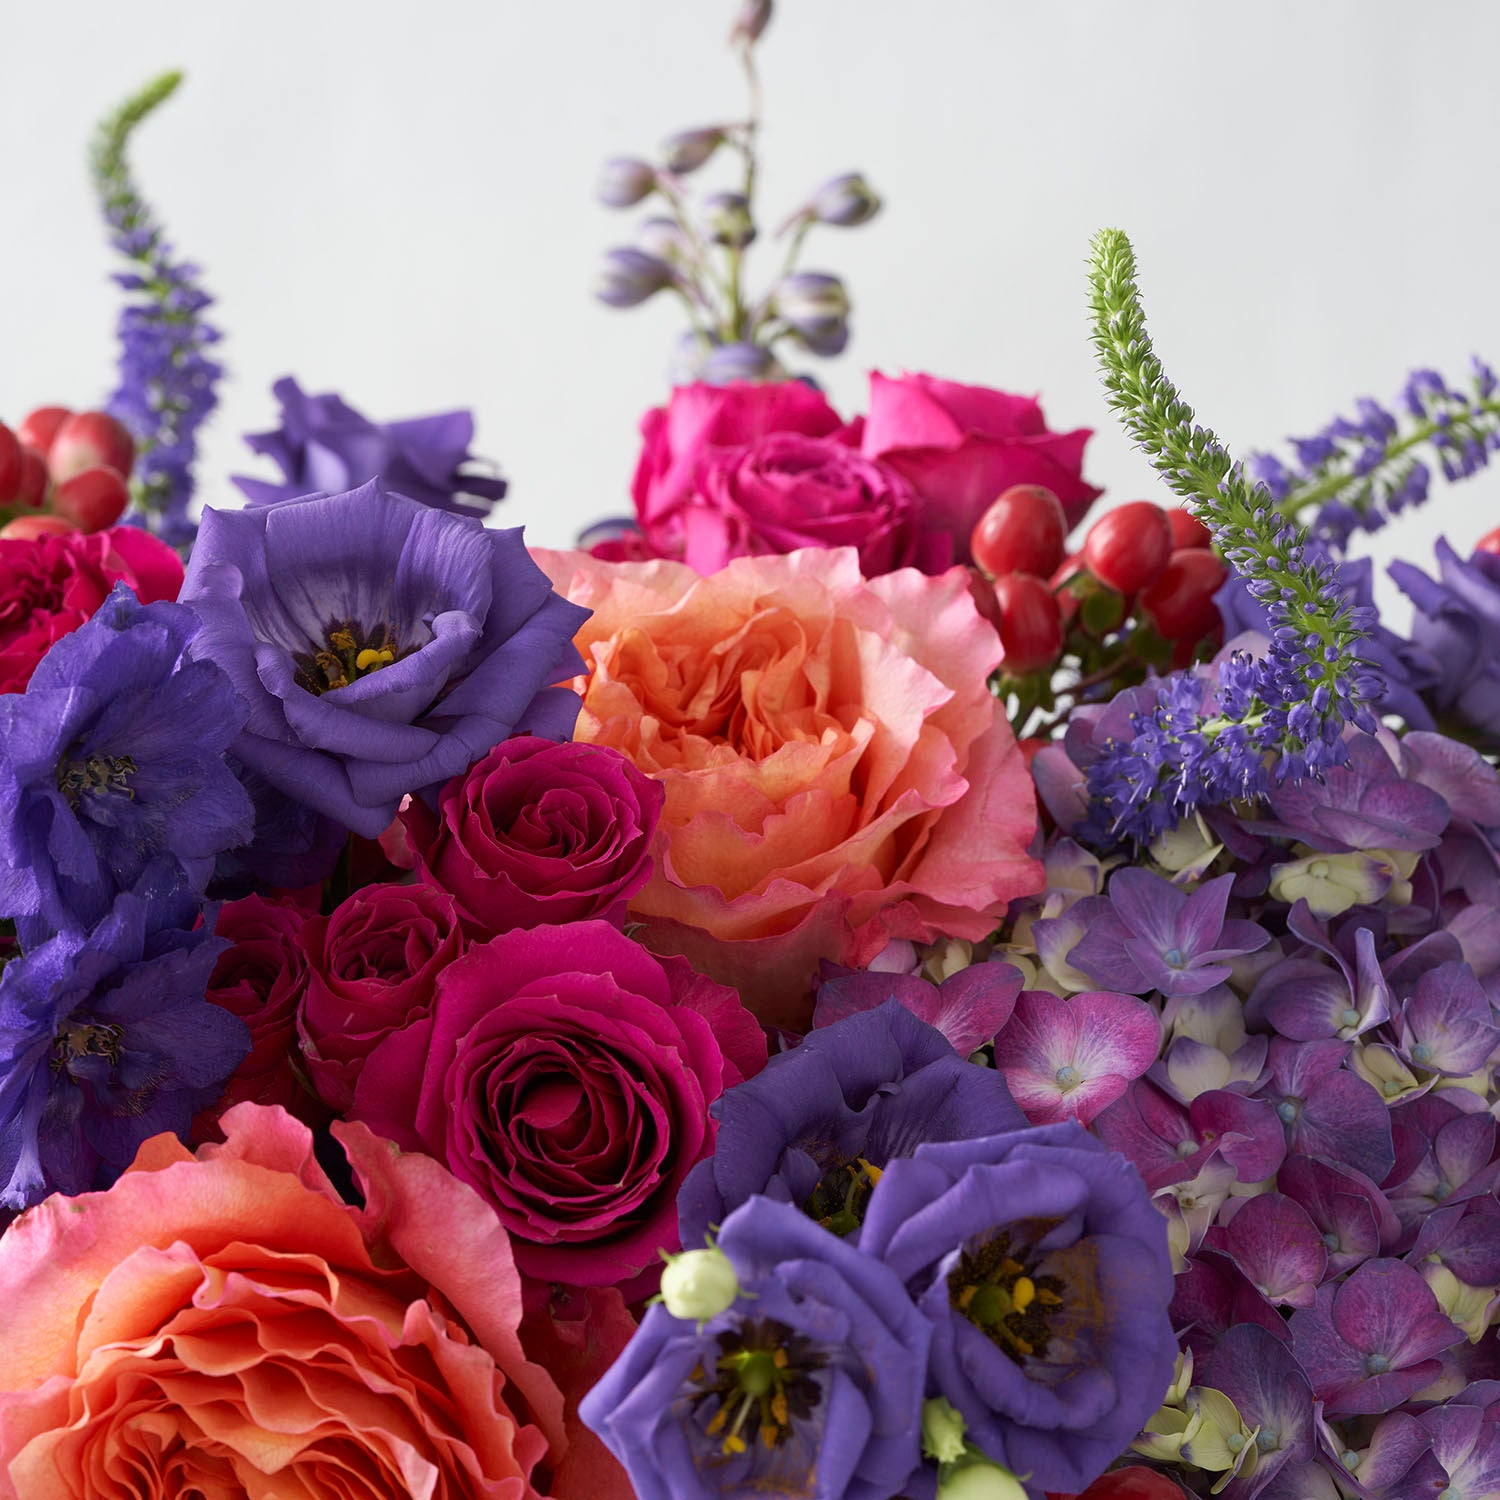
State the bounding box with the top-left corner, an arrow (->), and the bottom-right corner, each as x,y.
1,7 -> 1498,1500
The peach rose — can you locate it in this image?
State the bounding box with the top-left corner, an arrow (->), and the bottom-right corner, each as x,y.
0,1103 -> 629,1500
535,546 -> 1042,1027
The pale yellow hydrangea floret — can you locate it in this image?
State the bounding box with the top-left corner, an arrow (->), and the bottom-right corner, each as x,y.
1420,1262 -> 1500,1343
1349,1043 -> 1425,1103
1149,813 -> 1222,878
1268,849 -> 1391,918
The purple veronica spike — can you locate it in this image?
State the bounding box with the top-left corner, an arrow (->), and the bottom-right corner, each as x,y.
579,1197 -> 931,1500
178,483 -> 589,839
1205,1192 -> 1327,1308
1393,960 -> 1500,1076
1067,869 -> 1269,998
1198,1323 -> 1315,1499
234,377 -> 509,518
676,999 -> 1024,1249
0,586 -> 253,934
991,988 -> 1160,1126
859,1122 -> 1178,1497
1278,1155 -> 1400,1278
1259,1037 -> 1395,1184
811,959 -> 1023,1057
1289,1258 -> 1461,1416
0,873 -> 247,1208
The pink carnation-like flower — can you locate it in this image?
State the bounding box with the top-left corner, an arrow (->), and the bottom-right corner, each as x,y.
0,1103 -> 629,1499
535,546 -> 1042,1027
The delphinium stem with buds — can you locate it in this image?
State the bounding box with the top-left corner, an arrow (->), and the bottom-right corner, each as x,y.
593,0 -> 882,382
1083,229 -> 1381,841
92,71 -> 223,546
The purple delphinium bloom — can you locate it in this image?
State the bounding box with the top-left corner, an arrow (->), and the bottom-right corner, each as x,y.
811,959 -> 1023,1057
1067,869 -> 1270,997
676,999 -> 1025,1250
1390,540 -> 1500,749
1198,1324 -> 1316,1499
1290,1258 -> 1461,1416
0,872 -> 247,1208
178,483 -> 589,839
0,586 -> 253,934
579,1196 -> 931,1500
233,377 -> 509,519
207,757 -> 347,896
1257,1036 -> 1395,1184
859,1122 -> 1177,1497
1203,1192 -> 1327,1308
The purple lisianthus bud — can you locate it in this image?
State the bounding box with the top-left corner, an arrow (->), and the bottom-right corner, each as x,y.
595,246 -> 681,308
597,155 -> 658,208
178,482 -> 589,840
659,126 -> 725,175
697,340 -> 782,384
729,0 -> 772,43
677,999 -> 1025,1250
581,1195 -> 930,1500
233,377 -> 508,519
806,172 -> 882,228
859,1122 -> 1178,1496
771,271 -> 851,356
701,190 -> 756,249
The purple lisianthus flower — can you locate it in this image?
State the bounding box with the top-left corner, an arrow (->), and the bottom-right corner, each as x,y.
676,999 -> 1024,1250
1290,1258 -> 1461,1416
580,1196 -> 931,1500
0,586 -> 253,935
811,959 -> 1023,1056
233,376 -> 508,518
1067,869 -> 1270,997
0,872 -> 247,1208
178,483 -> 589,838
858,1121 -> 1177,1496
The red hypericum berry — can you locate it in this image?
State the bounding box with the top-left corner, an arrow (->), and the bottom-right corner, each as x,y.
13,447 -> 50,510
1139,548 -> 1229,642
1475,525 -> 1500,557
971,484 -> 1068,581
1047,1466 -> 1190,1499
991,572 -> 1064,674
51,465 -> 130,532
48,410 -> 137,484
1049,551 -> 1086,627
0,513 -> 78,540
0,424 -> 22,501
1083,501 -> 1174,595
16,406 -> 73,456
1167,506 -> 1213,550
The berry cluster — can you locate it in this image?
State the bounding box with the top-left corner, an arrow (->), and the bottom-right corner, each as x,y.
0,407 -> 137,538
966,484 -> 1227,736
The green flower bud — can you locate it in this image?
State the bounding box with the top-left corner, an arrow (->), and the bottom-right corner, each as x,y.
937,1458 -> 1029,1500
921,1397 -> 969,1464
659,1246 -> 740,1324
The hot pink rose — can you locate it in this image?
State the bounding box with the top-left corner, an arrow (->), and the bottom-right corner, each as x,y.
403,734 -> 664,935
669,431 -> 952,575
0,526 -> 183,693
297,880 -> 466,1111
631,380 -> 845,557
861,370 -> 1103,546
0,1103 -> 596,1499
536,546 -> 1044,1029
351,920 -> 766,1288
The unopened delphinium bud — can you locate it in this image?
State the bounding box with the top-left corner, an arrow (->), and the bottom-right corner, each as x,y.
701,190 -> 756,249
807,172 -> 882,228
661,126 -> 726,175
594,247 -> 679,308
636,216 -> 688,264
729,0 -> 772,44
772,271 -> 850,354
597,157 -> 657,209
699,341 -> 782,384
659,1245 -> 740,1324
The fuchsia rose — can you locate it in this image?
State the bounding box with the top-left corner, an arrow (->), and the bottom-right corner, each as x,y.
297,880 -> 466,1111
0,1104 -> 581,1499
0,527 -> 183,693
403,734 -> 664,935
631,380 -> 845,557
350,920 -> 767,1287
861,370 -> 1103,547
536,546 -> 1042,1028
666,433 -> 952,576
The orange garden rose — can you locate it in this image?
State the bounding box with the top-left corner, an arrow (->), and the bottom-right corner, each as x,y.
0,1104 -> 633,1500
536,546 -> 1042,1027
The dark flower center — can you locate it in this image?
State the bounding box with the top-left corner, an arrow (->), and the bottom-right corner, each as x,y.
802,1156 -> 882,1237
686,1317 -> 826,1458
56,753 -> 137,806
50,1019 -> 124,1071
948,1221 -> 1066,1362
293,619 -> 410,695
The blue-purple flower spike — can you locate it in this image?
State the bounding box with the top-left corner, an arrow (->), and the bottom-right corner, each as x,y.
1085,229 -> 1380,842
91,72 -> 223,547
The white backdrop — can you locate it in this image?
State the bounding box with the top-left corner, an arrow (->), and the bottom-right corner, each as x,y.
3,0 -> 1499,612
